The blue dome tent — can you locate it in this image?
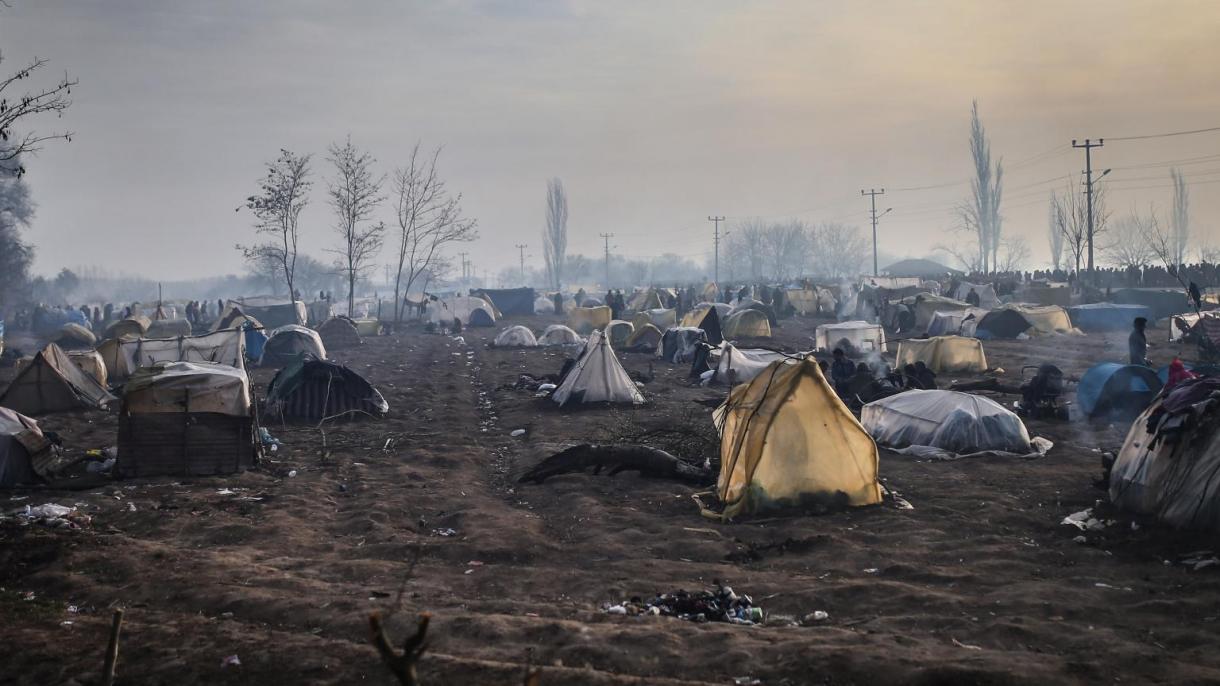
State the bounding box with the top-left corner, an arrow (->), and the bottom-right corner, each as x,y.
1077,363 -> 1162,420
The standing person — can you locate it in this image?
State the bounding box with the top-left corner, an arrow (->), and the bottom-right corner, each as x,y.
217,299 -> 225,318
830,348 -> 855,398
1129,317 -> 1150,366
552,291 -> 563,315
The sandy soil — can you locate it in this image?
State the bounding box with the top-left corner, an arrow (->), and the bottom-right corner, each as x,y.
2,315 -> 1220,685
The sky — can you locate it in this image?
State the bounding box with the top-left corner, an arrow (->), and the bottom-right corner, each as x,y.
4,0 -> 1220,281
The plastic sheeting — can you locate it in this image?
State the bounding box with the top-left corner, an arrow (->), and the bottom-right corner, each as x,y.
658,327 -> 705,364
109,329 -> 247,380
713,358 -> 881,519
1076,362 -> 1162,419
714,342 -> 799,386
493,325 -> 538,347
895,336 -> 988,374
538,324 -> 582,346
814,321 -> 887,353
1068,303 -> 1151,332
551,330 -> 644,406
862,390 -> 1031,455
0,343 -> 116,415
926,308 -> 989,337
632,308 -> 677,333
123,361 -> 251,416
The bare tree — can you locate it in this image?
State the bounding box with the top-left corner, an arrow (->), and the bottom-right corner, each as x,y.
762,220 -> 809,281
1170,167 -> 1189,267
0,55 -> 77,177
810,222 -> 870,279
238,149 -> 311,300
0,150 -> 34,314
390,143 -> 477,325
1047,192 -> 1065,272
995,236 -> 1030,273
327,137 -> 385,315
1056,182 -> 1109,278
1103,214 -> 1155,270
728,219 -> 767,281
956,101 -> 1004,273
543,178 -> 568,290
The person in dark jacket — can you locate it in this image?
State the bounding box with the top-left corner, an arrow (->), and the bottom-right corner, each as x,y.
1129,317 -> 1149,366
552,292 -> 563,315
914,361 -> 937,389
830,348 -> 855,397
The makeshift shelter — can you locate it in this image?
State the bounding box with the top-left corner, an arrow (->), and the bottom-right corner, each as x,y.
899,294 -> 972,331
0,343 -> 116,415
265,358 -> 389,423
551,330 -> 644,406
714,343 -> 799,386
568,306 -> 612,334
696,306 -> 724,346
1112,288 -> 1192,321
472,287 -> 536,316
104,316 -> 151,340
605,320 -> 634,346
493,325 -> 538,348
862,390 -> 1031,456
625,323 -> 663,351
710,358 -> 881,519
658,327 -> 706,364
786,289 -> 819,315
261,325 -> 327,367
1110,376 -> 1220,530
427,296 -> 497,327
315,316 -> 363,351
862,275 -> 925,290
1076,362 -> 1162,420
0,408 -> 54,487
976,304 -> 1072,338
534,295 -> 557,314
351,319 -> 382,337
680,303 -> 730,329
116,362 -> 256,478
67,350 -> 108,388
538,324 -> 582,346
1068,303 -> 1152,332
51,323 -> 97,350
1169,311 -> 1220,343
927,308 -> 988,337
631,308 -> 677,333
896,336 -> 988,374
953,282 -> 1000,309
99,329 -> 248,383
147,319 -> 192,339
1021,285 -> 1073,307
882,259 -> 962,279
815,321 -> 887,354
234,298 -> 307,329
628,288 -> 665,312
723,309 -> 771,339
212,303 -> 265,332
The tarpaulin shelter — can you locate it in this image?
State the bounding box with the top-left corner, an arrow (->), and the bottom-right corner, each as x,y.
862,390 -> 1031,456
1068,303 -> 1152,332
67,350 -> 108,388
117,361 -> 256,478
98,329 -> 247,383
472,287 -> 536,316
51,323 -> 97,350
625,323 -> 663,351
786,289 -> 819,315
261,325 -> 326,367
895,336 -> 988,374
493,325 -> 538,347
212,303 -> 265,332
1169,311 -> 1220,343
534,295 -> 557,314
104,315 -> 151,340
953,282 -> 1000,309
658,327 -> 706,364
976,304 -> 1072,338
927,308 -> 988,337
538,324 -> 582,346
551,329 -> 644,406
0,407 -> 53,487
426,296 -> 497,327
265,358 -> 389,423
231,298 -> 307,329
723,309 -> 771,339
147,319 -> 193,339
681,303 -> 731,329
709,358 -> 881,520
316,316 -> 363,351
568,306 -> 612,334
1112,288 -> 1192,321
1110,376 -> 1220,530
899,294 -> 972,331
632,308 -> 677,333
628,288 -> 665,312
714,342 -> 799,386
0,343 -> 116,415
814,321 -> 887,354
606,320 -> 635,347
1076,362 -> 1162,420
697,306 -> 723,346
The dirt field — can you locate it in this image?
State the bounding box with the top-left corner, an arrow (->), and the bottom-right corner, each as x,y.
3,314 -> 1220,685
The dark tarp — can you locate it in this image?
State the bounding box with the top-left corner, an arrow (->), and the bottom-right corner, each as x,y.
1068,303 -> 1152,332
468,308 -> 495,327
473,288 -> 537,316
266,359 -> 389,422
698,306 -> 724,346
1111,288 -> 1192,321
316,316 -> 362,350
976,309 -> 1033,339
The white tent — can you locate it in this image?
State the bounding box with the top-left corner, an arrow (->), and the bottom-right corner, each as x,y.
861,390 -> 1031,457
814,321 -> 887,353
538,324 -> 583,346
493,326 -> 538,347
551,330 -> 645,406
427,296 -> 497,327
714,342 -> 800,386
895,336 -> 988,374
953,282 -> 1000,309
534,296 -> 556,314
101,329 -> 247,382
927,308 -> 989,337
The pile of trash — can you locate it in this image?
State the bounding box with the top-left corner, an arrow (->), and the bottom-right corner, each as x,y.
6,503 -> 91,530
603,583 -> 763,625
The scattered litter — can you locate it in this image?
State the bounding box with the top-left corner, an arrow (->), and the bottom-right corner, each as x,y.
11,503 -> 90,530
1073,535 -> 1088,544
431,528 -> 458,537
733,678 -> 762,686
510,429 -> 527,437
1179,550 -> 1220,571
952,638 -> 983,650
863,568 -> 879,575
1094,582 -> 1132,591
126,502 -> 137,512
217,489 -> 237,496
1061,508 -> 1107,532
803,610 -> 829,624
287,470 -> 298,478
602,584 -> 764,625
85,457 -> 116,474
258,427 -> 282,452
220,654 -> 241,669
537,383 -> 556,392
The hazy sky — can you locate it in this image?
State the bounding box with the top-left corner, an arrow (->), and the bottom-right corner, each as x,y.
6,0 -> 1220,281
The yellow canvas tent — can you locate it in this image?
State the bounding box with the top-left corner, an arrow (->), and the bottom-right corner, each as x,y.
631,308 -> 677,333
896,336 -> 988,374
786,289 -> 819,315
709,358 -> 881,520
568,306 -> 612,334
625,322 -> 663,349
606,320 -> 635,346
0,343 -> 116,415
723,309 -> 771,338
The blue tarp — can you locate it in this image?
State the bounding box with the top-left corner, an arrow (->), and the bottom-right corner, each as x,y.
243,322 -> 268,361
1068,303 -> 1152,332
1077,362 -> 1162,419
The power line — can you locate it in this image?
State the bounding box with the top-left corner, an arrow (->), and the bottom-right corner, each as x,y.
1072,138 -> 1105,277
514,244 -> 528,284
598,232 -> 615,288
1108,125 -> 1220,142
708,215 -> 726,284
861,189 -> 889,276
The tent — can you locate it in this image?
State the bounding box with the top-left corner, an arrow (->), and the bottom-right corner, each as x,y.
51,323 -> 97,350
468,307 -> 495,327
1068,303 -> 1152,332
265,358 -> 389,423
67,350 -> 108,388
723,309 -> 771,339
351,319 -> 382,337
714,342 -> 799,386
976,304 -> 1072,338
147,319 -> 193,339
568,306 -> 612,334
0,407 -> 54,487
1111,288 -> 1192,321
927,308 -> 988,337
814,321 -> 887,354
786,289 -> 819,315
98,329 -> 248,383
862,390 -> 1031,456
700,282 -> 720,303
551,329 -> 644,406
472,287 -> 536,316
493,325 -> 538,347
534,295 -> 557,315
104,316 -> 151,340
315,316 -> 363,351
897,294 -> 972,331
711,358 -> 881,519
0,343 -> 116,415
605,320 -> 635,347
212,303 -> 266,332
427,296 -> 497,327
953,282 -> 1000,309
1076,362 -> 1162,420
625,323 -> 664,351
1110,376 -> 1220,530
117,362 -> 256,478
632,308 -> 677,333
261,325 -> 327,367
1021,285 -> 1073,307
627,288 -> 665,312
233,298 -> 307,329
896,336 -> 988,374
538,324 -> 582,346
882,259 -> 963,279
680,303 -> 730,329
696,306 -> 724,346
658,327 -> 706,364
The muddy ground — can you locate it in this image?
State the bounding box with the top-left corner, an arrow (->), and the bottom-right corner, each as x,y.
2,314 -> 1220,685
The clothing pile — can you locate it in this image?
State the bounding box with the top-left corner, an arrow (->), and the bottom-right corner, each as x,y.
603,584 -> 763,625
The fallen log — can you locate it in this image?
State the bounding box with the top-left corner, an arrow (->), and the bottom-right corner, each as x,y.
518,444 -> 711,485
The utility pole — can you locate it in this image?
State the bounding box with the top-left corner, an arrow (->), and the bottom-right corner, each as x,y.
458,252 -> 469,291
1072,138 -> 1104,281
861,189 -> 886,276
514,244 -> 528,285
708,215 -> 726,284
599,233 -> 615,288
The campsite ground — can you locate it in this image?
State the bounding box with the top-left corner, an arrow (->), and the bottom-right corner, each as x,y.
3,316 -> 1220,685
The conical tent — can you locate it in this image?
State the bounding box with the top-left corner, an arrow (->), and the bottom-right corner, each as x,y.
697,306 -> 723,346
0,343 -> 116,415
551,330 -> 645,406
712,358 -> 881,519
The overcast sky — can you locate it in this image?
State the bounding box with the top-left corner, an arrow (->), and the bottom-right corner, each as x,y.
6,0 -> 1220,281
